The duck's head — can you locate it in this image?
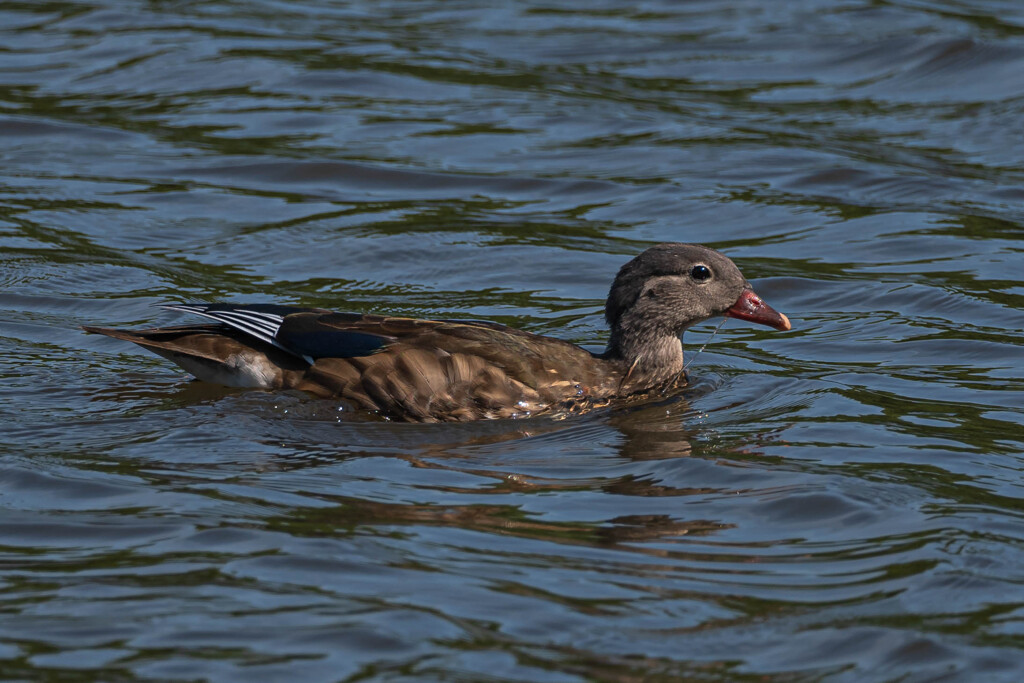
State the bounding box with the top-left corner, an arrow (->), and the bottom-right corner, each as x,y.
605,243 -> 790,362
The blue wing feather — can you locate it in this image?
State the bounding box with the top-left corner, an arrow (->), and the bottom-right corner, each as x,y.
274,328 -> 391,359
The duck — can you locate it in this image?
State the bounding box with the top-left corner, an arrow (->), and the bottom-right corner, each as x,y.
83,243 -> 790,422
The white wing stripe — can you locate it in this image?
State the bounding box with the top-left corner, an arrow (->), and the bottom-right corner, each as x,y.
216,311 -> 281,334
237,310 -> 285,322
161,305 -> 286,347
213,313 -> 279,343
209,317 -> 272,343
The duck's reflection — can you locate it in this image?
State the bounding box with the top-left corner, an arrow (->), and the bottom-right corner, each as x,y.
98,377 -> 756,549
251,390 -> 751,549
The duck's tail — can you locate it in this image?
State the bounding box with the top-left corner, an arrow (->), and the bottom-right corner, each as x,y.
82,324 -> 308,389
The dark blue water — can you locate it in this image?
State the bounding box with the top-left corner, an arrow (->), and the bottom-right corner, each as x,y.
3,1 -> 1024,680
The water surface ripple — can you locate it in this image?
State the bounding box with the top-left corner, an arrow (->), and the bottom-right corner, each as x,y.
3,1 -> 1024,681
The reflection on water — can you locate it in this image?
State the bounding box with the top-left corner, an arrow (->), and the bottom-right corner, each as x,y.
3,0 -> 1024,680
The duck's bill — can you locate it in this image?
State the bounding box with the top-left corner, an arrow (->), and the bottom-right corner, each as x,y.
725,288 -> 791,331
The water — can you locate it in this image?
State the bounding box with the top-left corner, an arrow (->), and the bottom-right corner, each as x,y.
3,0 -> 1024,680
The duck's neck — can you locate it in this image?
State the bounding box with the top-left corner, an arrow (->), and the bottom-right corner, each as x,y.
604,319 -> 685,391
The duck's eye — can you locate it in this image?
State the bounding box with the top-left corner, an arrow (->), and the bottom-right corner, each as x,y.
690,264 -> 712,282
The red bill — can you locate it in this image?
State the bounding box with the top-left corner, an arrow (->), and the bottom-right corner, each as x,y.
725,288 -> 791,331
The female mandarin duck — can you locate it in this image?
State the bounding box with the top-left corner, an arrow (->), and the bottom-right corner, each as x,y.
84,243 -> 790,422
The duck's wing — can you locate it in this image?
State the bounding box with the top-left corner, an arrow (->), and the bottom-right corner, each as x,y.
159,303 -> 321,360
276,311 -> 594,383
157,305 -> 522,364
274,311 -> 604,420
